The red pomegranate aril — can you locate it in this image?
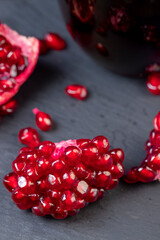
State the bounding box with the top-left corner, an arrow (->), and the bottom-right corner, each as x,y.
33,108 -> 53,131
32,205 -> 45,216
147,153 -> 160,170
147,73 -> 160,95
0,62 -> 9,73
95,171 -> 111,188
109,149 -> 125,163
0,35 -> 7,45
82,143 -> 99,166
61,171 -> 77,189
92,136 -> 109,154
145,140 -> 153,152
7,47 -> 21,64
52,206 -> 68,219
109,7 -> 130,32
0,79 -> 16,92
96,43 -> 108,56
96,154 -> 113,171
47,190 -> 60,204
105,178 -> 119,190
12,158 -> 27,174
85,170 -> 96,185
65,84 -> 88,100
18,127 -> 40,148
47,174 -> 61,190
0,43 -> 11,59
17,176 -> 36,194
39,197 -> 55,215
85,188 -> 99,203
64,146 -> 81,166
110,163 -> 125,178
50,159 -> 66,174
39,39 -> 50,55
45,33 -> 66,50
36,156 -> 50,175
61,190 -> 78,211
153,112 -> 160,131
4,136 -> 124,218
137,167 -> 156,183
12,188 -> 28,204
3,172 -> 18,192
37,176 -> 49,193
74,163 -> 88,179
19,147 -> 33,154
76,139 -> 91,149
24,165 -> 38,181
38,141 -> 55,156
123,167 -> 138,184
0,98 -> 17,116
75,180 -> 89,198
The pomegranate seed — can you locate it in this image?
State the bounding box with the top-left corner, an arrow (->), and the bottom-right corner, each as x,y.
18,127 -> 40,148
137,167 -> 156,183
3,172 -> 18,192
82,143 -> 99,166
147,73 -> 160,95
0,99 -> 18,116
45,33 -> 66,50
33,108 -> 53,131
39,39 -> 50,55
96,43 -> 108,56
123,167 -> 138,184
153,112 -> 160,131
4,136 -> 125,218
64,146 -> 81,166
65,84 -> 88,100
96,154 -> 113,171
147,153 -> 160,170
77,139 -> 91,149
92,135 -> 109,154
39,197 -> 55,215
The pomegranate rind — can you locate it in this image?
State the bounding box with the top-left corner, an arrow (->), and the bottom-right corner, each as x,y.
0,24 -> 39,105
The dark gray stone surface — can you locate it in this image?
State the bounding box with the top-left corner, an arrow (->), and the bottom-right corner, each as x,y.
0,1 -> 160,239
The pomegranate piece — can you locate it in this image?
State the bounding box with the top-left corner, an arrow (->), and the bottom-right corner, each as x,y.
4,135 -> 124,219
0,24 -> 39,105
68,0 -> 95,23
146,73 -> 160,95
65,84 -> 88,100
45,33 -> 66,51
124,112 -> 160,183
18,127 -> 40,148
0,98 -> 17,116
33,108 -> 53,131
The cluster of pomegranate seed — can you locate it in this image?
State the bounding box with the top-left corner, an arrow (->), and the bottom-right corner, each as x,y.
4,134 -> 124,219
65,84 -> 88,100
39,33 -> 66,55
32,108 -> 53,131
124,112 -> 160,183
0,35 -> 28,93
141,25 -> 157,43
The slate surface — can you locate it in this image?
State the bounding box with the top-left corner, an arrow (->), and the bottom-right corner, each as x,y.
0,1 -> 160,240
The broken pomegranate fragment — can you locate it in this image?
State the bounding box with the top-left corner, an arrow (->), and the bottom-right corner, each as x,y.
124,112 -> 160,183
4,136 -> 124,219
0,24 -> 39,105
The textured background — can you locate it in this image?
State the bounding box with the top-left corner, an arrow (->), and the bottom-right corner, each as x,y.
0,1 -> 160,239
